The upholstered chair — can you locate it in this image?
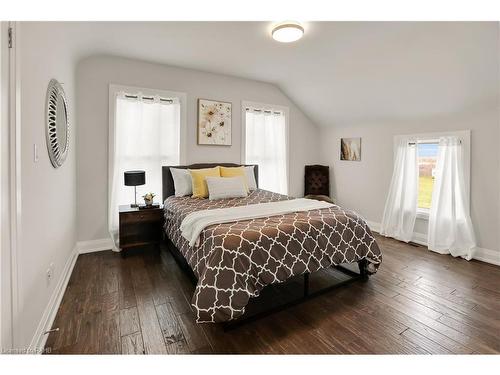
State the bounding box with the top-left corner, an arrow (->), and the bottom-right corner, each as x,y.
304,165 -> 335,204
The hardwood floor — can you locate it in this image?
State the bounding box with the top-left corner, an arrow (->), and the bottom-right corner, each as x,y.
44,235 -> 500,354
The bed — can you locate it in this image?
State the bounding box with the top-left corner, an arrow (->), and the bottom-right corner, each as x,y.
162,163 -> 382,324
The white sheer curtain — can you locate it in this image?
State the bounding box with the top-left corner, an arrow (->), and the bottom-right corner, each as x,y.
428,136 -> 476,259
245,108 -> 288,194
380,138 -> 418,242
109,93 -> 180,250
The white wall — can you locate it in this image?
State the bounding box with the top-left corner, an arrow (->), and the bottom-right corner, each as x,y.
16,22 -> 78,348
76,56 -> 321,242
320,106 -> 499,254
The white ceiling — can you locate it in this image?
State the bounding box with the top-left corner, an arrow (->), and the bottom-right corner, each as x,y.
46,21 -> 499,127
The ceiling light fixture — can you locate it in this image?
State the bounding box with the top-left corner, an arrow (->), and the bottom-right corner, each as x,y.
271,22 -> 304,43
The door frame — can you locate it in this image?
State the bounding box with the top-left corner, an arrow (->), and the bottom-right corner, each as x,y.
0,20 -> 21,351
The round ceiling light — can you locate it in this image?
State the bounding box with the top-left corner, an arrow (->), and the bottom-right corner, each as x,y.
272,22 -> 304,43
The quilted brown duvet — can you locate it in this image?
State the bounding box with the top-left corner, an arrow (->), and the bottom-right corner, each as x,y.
164,189 -> 382,323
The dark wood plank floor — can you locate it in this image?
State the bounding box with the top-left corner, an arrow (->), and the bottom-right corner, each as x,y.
44,235 -> 500,354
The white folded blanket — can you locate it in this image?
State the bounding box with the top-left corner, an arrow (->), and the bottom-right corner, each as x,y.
180,198 -> 334,246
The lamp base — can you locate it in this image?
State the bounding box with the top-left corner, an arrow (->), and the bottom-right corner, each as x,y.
131,186 -> 138,208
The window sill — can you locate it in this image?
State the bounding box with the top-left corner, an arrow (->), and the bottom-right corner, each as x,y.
416,209 -> 430,220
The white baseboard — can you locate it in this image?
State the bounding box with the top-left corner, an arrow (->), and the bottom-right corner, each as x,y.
76,238 -> 114,254
366,220 -> 379,232
472,247 -> 500,266
28,246 -> 79,353
365,220 -> 499,266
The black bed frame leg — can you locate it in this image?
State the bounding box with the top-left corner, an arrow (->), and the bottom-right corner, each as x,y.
304,273 -> 310,297
358,259 -> 369,281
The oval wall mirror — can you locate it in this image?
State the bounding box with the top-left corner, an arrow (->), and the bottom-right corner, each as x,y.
45,79 -> 70,168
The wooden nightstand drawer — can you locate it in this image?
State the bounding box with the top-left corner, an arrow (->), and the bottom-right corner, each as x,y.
120,209 -> 163,224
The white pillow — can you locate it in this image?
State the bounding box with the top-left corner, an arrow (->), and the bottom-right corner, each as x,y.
170,168 -> 193,197
206,177 -> 248,200
244,166 -> 258,190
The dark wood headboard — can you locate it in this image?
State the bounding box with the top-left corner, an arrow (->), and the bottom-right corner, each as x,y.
162,163 -> 259,202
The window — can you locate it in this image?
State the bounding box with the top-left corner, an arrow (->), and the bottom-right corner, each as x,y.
406,130 -> 470,219
108,85 -> 186,248
417,141 -> 439,210
383,131 -> 474,255
242,102 -> 289,194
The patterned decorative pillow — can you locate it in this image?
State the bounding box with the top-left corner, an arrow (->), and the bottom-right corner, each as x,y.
170,168 -> 192,197
206,177 -> 249,200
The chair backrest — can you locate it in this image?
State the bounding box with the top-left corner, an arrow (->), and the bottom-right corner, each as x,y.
304,165 -> 330,197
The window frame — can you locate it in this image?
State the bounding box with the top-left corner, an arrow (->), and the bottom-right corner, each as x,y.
394,130 -> 471,220
108,83 -> 187,210
240,100 -> 290,194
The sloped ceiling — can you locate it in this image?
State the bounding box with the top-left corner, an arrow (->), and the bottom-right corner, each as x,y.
42,21 -> 498,127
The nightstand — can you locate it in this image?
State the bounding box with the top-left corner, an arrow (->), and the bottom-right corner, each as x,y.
119,205 -> 165,255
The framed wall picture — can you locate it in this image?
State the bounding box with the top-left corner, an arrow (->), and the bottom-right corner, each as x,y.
197,99 -> 232,145
340,137 -> 361,161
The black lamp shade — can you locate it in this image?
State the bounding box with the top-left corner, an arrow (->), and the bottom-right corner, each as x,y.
124,170 -> 145,186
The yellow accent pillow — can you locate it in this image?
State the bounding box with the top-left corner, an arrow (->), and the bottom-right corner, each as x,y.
220,166 -> 249,191
189,166 -> 221,198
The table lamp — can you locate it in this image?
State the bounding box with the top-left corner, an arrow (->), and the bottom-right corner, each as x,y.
124,170 -> 145,207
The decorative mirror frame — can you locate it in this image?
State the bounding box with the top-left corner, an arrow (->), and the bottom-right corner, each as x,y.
45,79 -> 70,168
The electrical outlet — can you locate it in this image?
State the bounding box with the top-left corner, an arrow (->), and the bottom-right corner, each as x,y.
46,262 -> 55,284
46,268 -> 52,284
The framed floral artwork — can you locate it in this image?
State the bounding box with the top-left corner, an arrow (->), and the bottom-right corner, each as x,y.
197,99 -> 232,145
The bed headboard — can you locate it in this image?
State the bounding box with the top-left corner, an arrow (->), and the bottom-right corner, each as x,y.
162,163 -> 259,202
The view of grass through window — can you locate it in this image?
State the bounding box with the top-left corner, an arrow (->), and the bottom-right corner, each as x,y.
417,142 -> 438,209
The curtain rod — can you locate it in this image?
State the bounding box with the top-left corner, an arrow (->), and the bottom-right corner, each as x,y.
408,140 -> 462,145
124,94 -> 174,103
245,108 -> 283,115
